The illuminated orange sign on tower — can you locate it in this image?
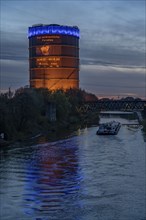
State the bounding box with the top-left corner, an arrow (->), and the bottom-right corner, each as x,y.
28,24 -> 80,90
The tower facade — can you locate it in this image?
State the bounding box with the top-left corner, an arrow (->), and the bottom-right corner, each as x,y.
28,24 -> 80,90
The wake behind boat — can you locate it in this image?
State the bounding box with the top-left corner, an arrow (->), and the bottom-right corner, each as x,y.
96,121 -> 121,135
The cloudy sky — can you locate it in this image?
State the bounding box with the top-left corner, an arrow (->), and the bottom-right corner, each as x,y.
1,0 -> 146,98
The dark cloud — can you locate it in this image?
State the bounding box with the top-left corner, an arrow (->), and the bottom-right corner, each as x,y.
1,31 -> 28,61
80,43 -> 145,67
1,59 -> 29,90
80,65 -> 145,98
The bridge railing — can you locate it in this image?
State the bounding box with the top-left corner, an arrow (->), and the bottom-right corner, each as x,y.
76,100 -> 146,113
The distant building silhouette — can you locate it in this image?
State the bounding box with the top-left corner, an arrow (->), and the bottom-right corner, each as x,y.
28,24 -> 80,90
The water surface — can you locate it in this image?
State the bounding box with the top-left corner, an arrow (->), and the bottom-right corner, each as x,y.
0,116 -> 145,220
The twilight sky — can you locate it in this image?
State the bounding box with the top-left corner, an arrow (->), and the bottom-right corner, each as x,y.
1,0 -> 146,98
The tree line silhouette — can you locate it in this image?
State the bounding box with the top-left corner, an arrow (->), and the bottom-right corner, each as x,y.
0,88 -> 99,141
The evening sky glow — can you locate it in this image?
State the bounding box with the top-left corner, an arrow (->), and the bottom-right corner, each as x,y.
1,0 -> 146,98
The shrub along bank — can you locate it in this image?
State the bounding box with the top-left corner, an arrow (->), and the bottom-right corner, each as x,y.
142,109 -> 146,133
0,88 -> 99,142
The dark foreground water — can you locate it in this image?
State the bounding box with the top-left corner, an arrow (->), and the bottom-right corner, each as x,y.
0,116 -> 146,220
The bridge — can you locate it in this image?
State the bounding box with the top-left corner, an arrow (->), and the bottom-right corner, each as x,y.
76,100 -> 146,113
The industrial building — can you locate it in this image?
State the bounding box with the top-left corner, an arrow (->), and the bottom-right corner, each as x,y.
28,24 -> 80,90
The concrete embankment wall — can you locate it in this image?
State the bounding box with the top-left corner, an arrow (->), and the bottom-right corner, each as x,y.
135,111 -> 143,124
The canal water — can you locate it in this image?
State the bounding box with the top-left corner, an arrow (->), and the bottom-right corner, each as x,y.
0,115 -> 146,220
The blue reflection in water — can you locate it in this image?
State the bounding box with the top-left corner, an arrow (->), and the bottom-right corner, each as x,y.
0,123 -> 145,220
23,140 -> 83,217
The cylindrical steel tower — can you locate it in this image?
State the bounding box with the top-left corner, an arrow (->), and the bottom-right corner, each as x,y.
28,24 -> 80,90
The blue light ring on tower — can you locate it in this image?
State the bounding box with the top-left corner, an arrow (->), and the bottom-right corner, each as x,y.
28,25 -> 80,38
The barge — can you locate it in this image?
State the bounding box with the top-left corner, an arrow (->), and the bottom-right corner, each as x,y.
96,121 -> 121,135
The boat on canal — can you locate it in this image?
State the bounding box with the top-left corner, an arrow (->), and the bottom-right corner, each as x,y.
96,121 -> 121,135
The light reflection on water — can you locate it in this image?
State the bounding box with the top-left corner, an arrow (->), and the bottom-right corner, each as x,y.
0,116 -> 146,220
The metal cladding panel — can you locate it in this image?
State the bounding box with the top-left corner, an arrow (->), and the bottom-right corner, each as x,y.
30,79 -> 79,90
30,57 -> 79,68
30,69 -> 79,79
29,45 -> 79,57
29,35 -> 79,47
29,29 -> 79,90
